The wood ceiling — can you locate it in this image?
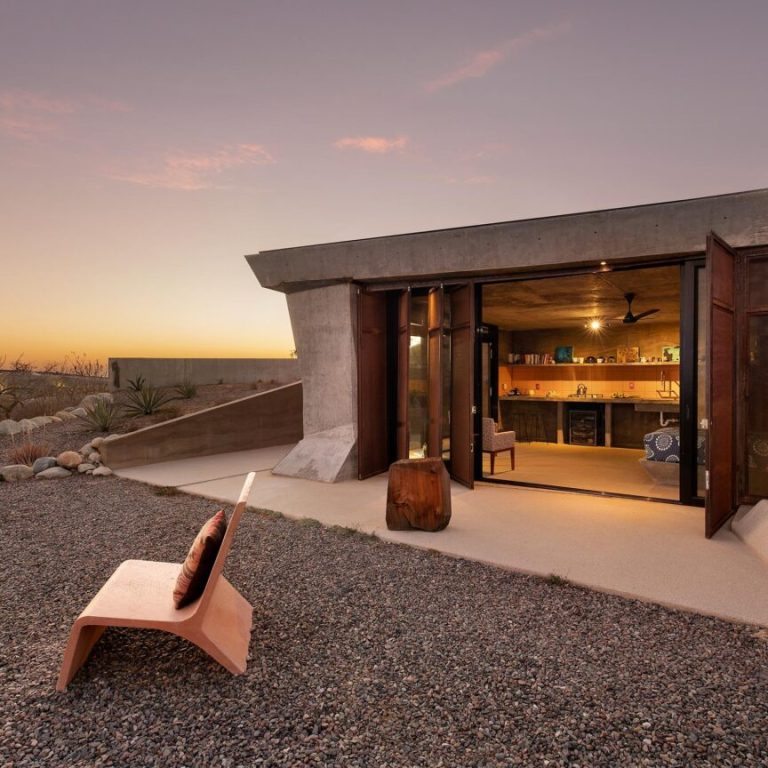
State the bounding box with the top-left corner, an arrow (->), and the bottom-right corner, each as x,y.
482,266 -> 680,330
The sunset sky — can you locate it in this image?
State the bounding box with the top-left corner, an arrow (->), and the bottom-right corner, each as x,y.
2,1 -> 767,367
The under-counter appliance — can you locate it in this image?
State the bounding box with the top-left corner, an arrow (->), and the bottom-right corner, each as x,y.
567,404 -> 605,446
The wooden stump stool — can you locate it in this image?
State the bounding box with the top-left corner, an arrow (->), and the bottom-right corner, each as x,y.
386,458 -> 452,531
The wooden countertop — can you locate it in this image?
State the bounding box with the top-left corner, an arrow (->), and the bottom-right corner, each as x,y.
500,395 -> 680,407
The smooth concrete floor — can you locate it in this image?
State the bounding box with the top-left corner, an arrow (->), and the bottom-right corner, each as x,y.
116,445 -> 768,628
483,442 -> 679,500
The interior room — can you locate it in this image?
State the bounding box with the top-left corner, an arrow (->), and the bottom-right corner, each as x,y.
480,266 -> 684,500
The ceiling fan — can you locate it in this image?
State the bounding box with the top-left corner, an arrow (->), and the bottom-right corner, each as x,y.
619,292 -> 660,324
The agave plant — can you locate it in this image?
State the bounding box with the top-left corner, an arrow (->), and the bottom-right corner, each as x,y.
174,380 -> 197,399
126,374 -> 147,392
77,399 -> 123,432
122,384 -> 177,416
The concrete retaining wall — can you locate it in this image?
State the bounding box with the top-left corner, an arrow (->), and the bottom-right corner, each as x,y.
101,381 -> 303,469
107,358 -> 299,389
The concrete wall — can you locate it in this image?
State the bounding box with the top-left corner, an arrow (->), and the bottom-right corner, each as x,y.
247,189 -> 768,292
107,358 -> 299,389
269,283 -> 358,481
101,381 -> 303,469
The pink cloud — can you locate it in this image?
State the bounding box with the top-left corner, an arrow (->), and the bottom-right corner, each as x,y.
334,135 -> 409,154
0,89 -> 76,140
441,174 -> 496,185
425,22 -> 570,92
108,143 -> 275,191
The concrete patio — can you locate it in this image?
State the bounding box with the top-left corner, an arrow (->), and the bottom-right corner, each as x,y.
115,445 -> 768,628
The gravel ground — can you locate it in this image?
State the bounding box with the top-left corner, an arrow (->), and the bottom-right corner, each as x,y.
2,478 -> 768,767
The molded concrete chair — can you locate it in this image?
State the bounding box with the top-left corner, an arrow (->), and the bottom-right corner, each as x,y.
482,417 -> 516,474
56,472 -> 256,691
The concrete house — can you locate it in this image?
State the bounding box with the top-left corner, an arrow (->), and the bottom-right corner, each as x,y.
247,189 -> 768,537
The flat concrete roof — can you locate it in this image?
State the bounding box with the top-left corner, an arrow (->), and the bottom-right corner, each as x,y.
247,188 -> 768,293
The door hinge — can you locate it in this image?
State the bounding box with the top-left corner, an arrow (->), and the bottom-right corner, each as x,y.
705,470 -> 710,491
471,405 -> 477,414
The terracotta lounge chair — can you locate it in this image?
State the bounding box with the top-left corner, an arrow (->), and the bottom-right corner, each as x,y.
56,472 -> 256,691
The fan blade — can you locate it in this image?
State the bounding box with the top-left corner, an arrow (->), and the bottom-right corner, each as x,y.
633,308 -> 660,321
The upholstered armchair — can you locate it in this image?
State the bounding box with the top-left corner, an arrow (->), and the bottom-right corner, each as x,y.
482,417 -> 516,474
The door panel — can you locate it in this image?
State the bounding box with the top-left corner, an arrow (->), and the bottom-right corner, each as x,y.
357,289 -> 389,479
396,290 -> 410,460
427,287 -> 444,457
450,284 -> 475,488
706,232 -> 737,537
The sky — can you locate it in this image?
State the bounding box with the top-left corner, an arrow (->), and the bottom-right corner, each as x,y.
2,0 -> 767,367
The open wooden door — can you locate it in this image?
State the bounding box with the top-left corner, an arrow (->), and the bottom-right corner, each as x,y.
396,290 -> 410,460
426,287 -> 444,457
705,232 -> 737,537
449,284 -> 475,488
357,289 -> 389,479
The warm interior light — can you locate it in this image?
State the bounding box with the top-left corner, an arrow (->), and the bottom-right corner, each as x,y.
600,260 -> 607,266
588,318 -> 603,331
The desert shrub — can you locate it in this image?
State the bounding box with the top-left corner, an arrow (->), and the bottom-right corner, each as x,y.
174,380 -> 197,399
63,352 -> 105,378
8,439 -> 52,466
0,375 -> 24,419
77,399 -> 123,432
122,384 -> 177,416
126,374 -> 147,392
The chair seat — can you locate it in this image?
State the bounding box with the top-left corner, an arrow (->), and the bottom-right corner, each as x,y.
78,560 -> 198,626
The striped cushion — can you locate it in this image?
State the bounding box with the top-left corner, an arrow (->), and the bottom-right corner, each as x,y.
173,510 -> 227,609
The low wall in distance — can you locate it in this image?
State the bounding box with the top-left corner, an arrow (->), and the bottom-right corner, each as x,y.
101,381 -> 303,469
107,357 -> 299,389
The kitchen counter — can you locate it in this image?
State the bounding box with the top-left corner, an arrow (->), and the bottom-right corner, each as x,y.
498,395 -> 680,447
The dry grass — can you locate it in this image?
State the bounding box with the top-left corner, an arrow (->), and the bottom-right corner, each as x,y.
8,439 -> 52,466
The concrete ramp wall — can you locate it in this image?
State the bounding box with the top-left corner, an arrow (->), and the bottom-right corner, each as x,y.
101,381 -> 303,469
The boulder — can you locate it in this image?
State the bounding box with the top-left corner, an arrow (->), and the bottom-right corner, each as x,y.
91,437 -> 105,449
36,467 -> 72,480
54,410 -> 76,421
32,457 -> 58,475
92,466 -> 113,477
70,407 -> 87,418
1,464 -> 34,482
0,420 -> 22,436
79,392 -> 113,409
79,442 -> 93,455
17,419 -> 37,433
49,416 -> 62,423
78,463 -> 96,473
56,451 -> 82,469
29,416 -> 53,427
88,451 -> 102,464
386,458 -> 452,532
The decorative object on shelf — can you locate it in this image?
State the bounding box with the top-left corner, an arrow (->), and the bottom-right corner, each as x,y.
607,355 -> 616,363
662,345 -> 680,362
617,345 -> 640,363
584,355 -> 597,364
554,345 -> 573,364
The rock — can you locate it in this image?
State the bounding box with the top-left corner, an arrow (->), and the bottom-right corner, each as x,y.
48,416 -> 62,423
54,410 -> 76,421
79,442 -> 93,455
88,451 -> 102,464
17,419 -> 37,433
91,437 -> 105,449
70,407 -> 87,418
56,451 -> 82,469
1,464 -> 34,482
78,463 -> 96,473
79,392 -> 113,409
0,420 -> 23,436
32,457 -> 58,474
36,467 -> 72,479
103,433 -> 120,442
386,458 -> 452,531
92,466 -> 113,477
29,416 -> 53,427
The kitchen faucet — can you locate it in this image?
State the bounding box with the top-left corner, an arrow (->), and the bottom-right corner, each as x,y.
576,383 -> 587,397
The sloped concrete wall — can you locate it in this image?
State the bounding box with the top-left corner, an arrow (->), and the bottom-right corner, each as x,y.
107,358 -> 299,389
101,381 -> 303,469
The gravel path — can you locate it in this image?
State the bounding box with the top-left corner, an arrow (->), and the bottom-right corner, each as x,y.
2,478 -> 767,767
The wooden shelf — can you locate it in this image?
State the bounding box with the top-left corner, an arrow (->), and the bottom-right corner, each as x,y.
505,362 -> 679,368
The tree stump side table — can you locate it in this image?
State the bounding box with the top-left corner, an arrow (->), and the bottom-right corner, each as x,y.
386,458 -> 452,531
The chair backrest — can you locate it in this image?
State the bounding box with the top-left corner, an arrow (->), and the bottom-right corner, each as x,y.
482,417 -> 496,450
198,472 -> 256,613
